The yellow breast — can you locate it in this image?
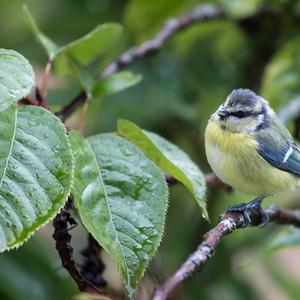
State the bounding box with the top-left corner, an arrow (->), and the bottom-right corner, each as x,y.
205,119 -> 297,195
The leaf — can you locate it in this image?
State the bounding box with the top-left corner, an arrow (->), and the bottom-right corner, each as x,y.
68,58 -> 95,98
0,104 -> 73,252
69,131 -> 168,299
23,6 -> 122,72
55,24 -> 123,75
266,227 -> 300,253
220,0 -> 263,18
117,119 -> 208,219
93,71 -> 142,97
0,49 -> 35,112
23,5 -> 59,60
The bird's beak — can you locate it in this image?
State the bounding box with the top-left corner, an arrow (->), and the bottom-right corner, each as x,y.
217,108 -> 229,119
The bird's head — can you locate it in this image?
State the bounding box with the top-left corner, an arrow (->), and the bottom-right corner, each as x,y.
213,89 -> 271,133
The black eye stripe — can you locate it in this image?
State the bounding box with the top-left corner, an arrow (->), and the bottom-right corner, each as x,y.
229,110 -> 263,118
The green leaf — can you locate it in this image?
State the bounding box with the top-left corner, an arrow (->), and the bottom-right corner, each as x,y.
0,104 -> 73,252
266,227 -> 300,253
69,131 -> 168,299
23,6 -> 122,72
93,71 -> 142,97
68,58 -> 95,98
55,24 -> 122,75
220,0 -> 263,18
117,119 -> 208,219
0,49 -> 35,112
23,5 -> 59,60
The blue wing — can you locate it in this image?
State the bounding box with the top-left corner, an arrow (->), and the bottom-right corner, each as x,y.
257,141 -> 300,177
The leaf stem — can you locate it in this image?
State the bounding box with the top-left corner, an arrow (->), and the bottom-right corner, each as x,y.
40,59 -> 52,99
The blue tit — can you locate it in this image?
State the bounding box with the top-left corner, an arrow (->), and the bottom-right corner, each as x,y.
205,88 -> 300,225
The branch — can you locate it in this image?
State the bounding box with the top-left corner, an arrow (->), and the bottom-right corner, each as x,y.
204,172 -> 232,192
165,172 -> 231,192
20,88 -> 49,109
52,199 -> 110,298
55,91 -> 87,122
100,4 -> 225,78
152,204 -> 300,300
56,4 -> 225,120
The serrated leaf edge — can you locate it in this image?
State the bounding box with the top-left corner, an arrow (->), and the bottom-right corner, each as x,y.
117,119 -> 208,220
84,138 -> 132,290
2,106 -> 74,252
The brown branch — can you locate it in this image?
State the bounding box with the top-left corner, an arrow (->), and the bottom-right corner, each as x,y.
21,96 -> 40,106
55,91 -> 87,122
204,172 -> 232,192
56,4 -> 225,120
100,4 -> 225,78
165,172 -> 231,192
20,88 -> 49,109
35,87 -> 49,109
52,199 -> 110,298
152,204 -> 300,300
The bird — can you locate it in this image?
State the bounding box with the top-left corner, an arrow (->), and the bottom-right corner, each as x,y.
205,88 -> 300,226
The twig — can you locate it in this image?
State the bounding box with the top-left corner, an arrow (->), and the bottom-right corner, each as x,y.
204,172 -> 232,192
21,96 -> 40,106
100,4 -> 225,78
55,91 -> 87,122
52,199 -> 110,298
21,89 -> 49,109
35,87 -> 49,109
165,172 -> 231,192
56,4 -> 225,120
152,204 -> 300,300
76,101 -> 89,132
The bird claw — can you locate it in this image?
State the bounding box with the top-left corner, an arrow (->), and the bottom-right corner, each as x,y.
227,196 -> 268,227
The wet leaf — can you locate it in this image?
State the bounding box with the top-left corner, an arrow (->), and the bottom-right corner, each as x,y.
70,132 -> 168,299
0,49 -> 35,111
0,105 -> 73,251
117,119 -> 208,219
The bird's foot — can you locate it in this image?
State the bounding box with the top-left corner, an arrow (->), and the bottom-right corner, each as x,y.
227,196 -> 268,227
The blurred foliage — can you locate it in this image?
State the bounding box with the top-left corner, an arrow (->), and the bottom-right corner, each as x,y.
0,237 -> 77,300
2,0 -> 300,299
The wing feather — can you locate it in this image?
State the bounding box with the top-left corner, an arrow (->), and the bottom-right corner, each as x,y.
257,141 -> 300,177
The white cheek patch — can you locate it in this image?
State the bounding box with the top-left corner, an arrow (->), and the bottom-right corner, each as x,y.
256,114 -> 264,127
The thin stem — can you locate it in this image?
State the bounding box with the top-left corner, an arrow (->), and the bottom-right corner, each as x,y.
76,101 -> 89,132
165,172 -> 231,191
40,59 -> 53,99
55,91 -> 87,122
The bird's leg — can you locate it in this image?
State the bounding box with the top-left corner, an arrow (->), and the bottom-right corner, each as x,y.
227,196 -> 268,227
